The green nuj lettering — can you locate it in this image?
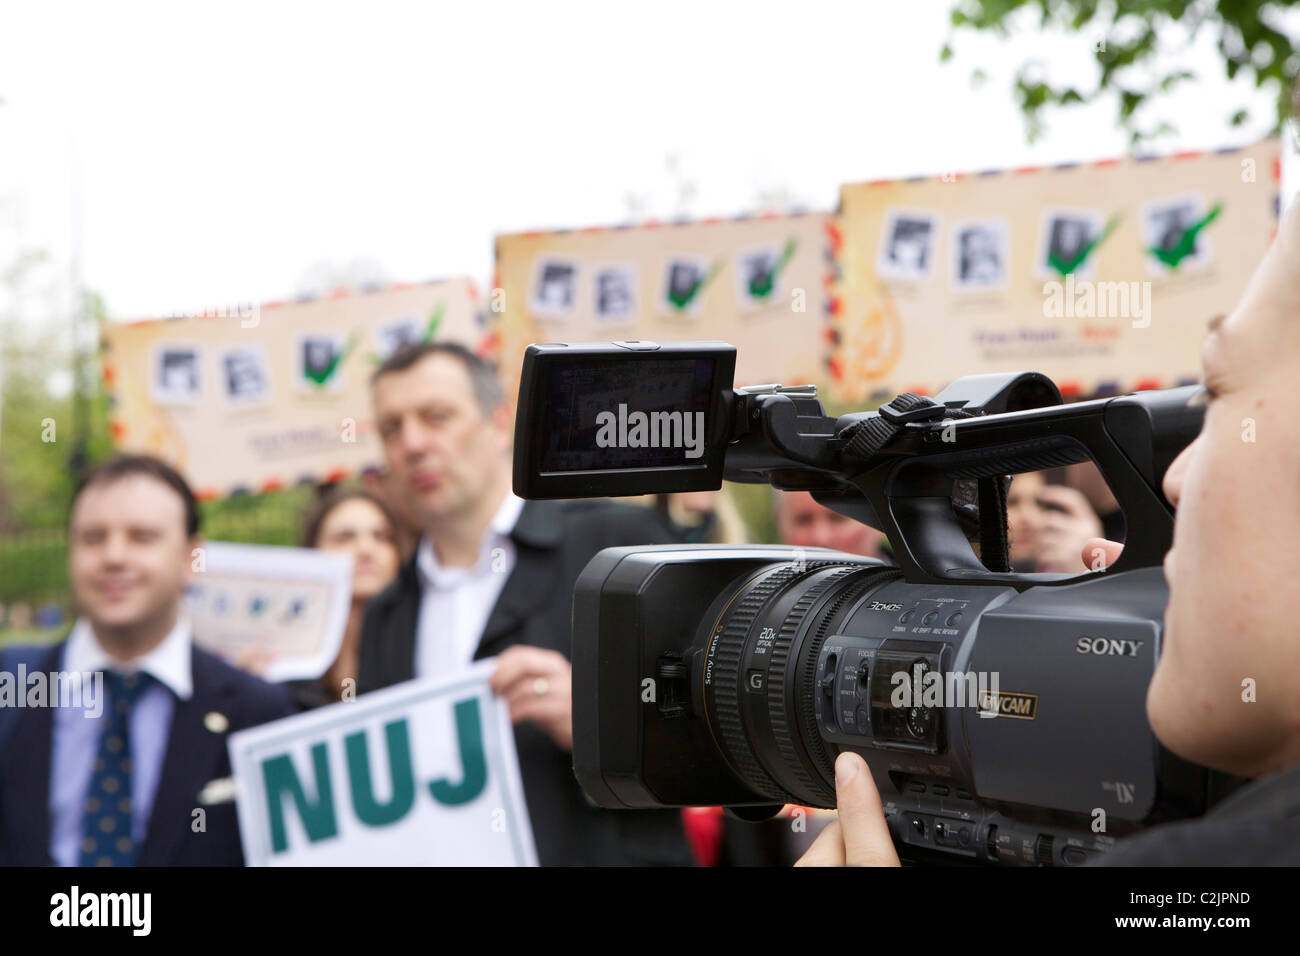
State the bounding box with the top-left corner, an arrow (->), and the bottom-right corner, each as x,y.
428,697 -> 488,806
346,719 -> 416,826
263,743 -> 338,853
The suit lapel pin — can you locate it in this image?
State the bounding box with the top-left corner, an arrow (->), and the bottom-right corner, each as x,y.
204,711 -> 229,734
198,776 -> 237,805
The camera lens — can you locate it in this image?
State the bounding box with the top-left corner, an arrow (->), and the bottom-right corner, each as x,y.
701,560 -> 897,807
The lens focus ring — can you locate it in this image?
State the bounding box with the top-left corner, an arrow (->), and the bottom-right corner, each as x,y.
766,567 -> 866,805
706,563 -> 809,802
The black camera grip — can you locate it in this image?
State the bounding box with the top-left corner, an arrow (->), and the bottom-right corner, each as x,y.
838,387 -> 1202,587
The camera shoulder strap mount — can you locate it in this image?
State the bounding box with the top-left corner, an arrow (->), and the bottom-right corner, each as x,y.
837,394 -> 1012,572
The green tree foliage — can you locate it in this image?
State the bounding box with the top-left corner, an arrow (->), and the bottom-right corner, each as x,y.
943,0 -> 1300,145
0,249 -> 312,615
0,251 -> 113,610
0,256 -> 115,532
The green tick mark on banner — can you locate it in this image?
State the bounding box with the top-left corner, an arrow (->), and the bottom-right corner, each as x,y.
305,331 -> 361,386
1148,203 -> 1222,269
748,239 -> 798,300
422,302 -> 445,342
1049,214 -> 1122,276
366,303 -> 447,365
668,259 -> 724,311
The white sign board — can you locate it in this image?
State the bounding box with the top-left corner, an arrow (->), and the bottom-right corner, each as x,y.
186,542 -> 353,683
229,662 -> 537,866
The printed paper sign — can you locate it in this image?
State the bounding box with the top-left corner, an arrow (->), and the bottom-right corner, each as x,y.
186,542 -> 353,683
229,662 -> 537,866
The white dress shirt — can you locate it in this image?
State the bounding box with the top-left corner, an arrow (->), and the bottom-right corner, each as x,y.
414,491 -> 525,678
50,616 -> 194,866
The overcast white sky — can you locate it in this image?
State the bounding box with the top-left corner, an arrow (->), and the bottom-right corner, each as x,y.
1,0 -> 1297,324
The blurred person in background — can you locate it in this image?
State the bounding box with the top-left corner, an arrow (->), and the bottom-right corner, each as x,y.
1033,480 -> 1106,574
774,490 -> 890,561
0,455 -> 294,866
1005,471 -> 1045,571
360,465 -> 420,560
1006,469 -> 1110,574
287,487 -> 402,709
357,342 -> 693,865
654,489 -> 748,544
1061,459 -> 1124,542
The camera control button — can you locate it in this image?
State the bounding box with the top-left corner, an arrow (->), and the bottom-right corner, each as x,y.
921,610 -> 939,626
946,611 -> 964,627
854,705 -> 869,731
898,609 -> 914,624
611,340 -> 661,351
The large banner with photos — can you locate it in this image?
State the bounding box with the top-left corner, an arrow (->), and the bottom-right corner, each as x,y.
493,212 -> 833,400
829,137 -> 1282,403
101,278 -> 485,498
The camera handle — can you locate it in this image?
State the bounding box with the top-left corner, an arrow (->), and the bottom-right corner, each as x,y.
838,391 -> 1018,572
822,380 -> 1202,588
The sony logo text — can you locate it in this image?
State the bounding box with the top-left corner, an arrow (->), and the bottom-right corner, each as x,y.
1075,637 -> 1145,657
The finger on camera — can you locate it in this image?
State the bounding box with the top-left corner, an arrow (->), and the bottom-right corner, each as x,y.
833,753 -> 900,866
1081,537 -> 1124,569
794,819 -> 846,867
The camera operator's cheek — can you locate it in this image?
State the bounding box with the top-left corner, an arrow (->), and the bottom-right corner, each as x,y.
1147,454 -> 1216,766
1150,432 -> 1291,778
1145,638 -> 1230,774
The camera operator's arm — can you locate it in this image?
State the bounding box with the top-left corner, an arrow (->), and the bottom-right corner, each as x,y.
794,753 -> 900,867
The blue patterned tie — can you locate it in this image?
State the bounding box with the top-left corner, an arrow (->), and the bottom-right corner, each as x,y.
78,670 -> 153,867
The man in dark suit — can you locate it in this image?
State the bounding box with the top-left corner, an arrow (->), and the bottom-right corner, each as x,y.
0,455 -> 294,866
358,342 -> 694,865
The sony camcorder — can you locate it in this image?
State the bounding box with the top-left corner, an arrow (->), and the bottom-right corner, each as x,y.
512,340 -> 1236,865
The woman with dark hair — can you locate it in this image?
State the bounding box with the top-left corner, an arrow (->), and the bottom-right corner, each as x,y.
289,487 -> 402,709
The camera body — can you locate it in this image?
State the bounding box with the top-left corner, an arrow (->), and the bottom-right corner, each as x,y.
514,340 -> 1226,864
574,546 -> 1197,864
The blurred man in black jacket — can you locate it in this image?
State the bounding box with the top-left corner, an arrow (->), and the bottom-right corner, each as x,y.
357,342 -> 693,865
